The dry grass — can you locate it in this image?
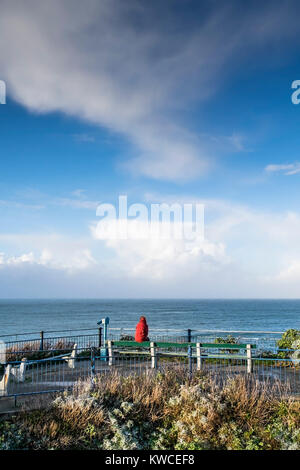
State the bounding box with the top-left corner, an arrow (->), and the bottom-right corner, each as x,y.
5,340 -> 75,362
1,368 -> 299,450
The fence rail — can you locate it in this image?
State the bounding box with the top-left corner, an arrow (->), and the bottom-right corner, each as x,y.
0,338 -> 299,401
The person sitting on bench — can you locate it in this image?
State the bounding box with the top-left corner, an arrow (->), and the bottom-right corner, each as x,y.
135,316 -> 149,343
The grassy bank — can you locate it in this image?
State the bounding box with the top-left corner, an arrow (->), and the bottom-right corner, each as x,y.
0,368 -> 299,450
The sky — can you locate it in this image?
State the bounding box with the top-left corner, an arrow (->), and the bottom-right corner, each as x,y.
1,0 -> 300,297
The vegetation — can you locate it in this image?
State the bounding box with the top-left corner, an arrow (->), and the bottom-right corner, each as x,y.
214,335 -> 239,353
5,340 -> 76,363
120,334 -> 135,341
277,329 -> 300,360
0,368 -> 299,450
214,335 -> 238,345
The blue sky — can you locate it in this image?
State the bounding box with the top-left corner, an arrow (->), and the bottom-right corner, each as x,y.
1,0 -> 300,297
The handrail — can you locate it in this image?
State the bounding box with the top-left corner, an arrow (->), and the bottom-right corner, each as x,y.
0,327 -> 98,338
109,340 -> 256,349
0,327 -> 286,338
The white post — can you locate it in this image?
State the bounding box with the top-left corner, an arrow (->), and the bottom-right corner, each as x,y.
0,341 -> 6,365
19,358 -> 27,381
67,344 -> 77,369
150,342 -> 157,369
11,357 -> 27,382
0,364 -> 11,396
62,344 -> 78,369
108,340 -> 114,366
196,342 -> 202,371
246,344 -> 252,373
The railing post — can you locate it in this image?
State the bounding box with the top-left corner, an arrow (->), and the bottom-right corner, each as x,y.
98,327 -> 102,348
0,364 -> 11,397
196,342 -> 202,371
246,344 -> 252,373
188,346 -> 193,377
150,342 -> 157,369
11,358 -> 27,383
0,341 -> 5,365
108,340 -> 114,366
90,348 -> 96,384
39,331 -> 44,351
187,329 -> 192,343
97,317 -> 109,344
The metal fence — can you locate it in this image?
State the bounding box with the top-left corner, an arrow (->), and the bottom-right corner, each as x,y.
1,328 -> 102,360
0,326 -> 299,401
109,328 -> 285,351
0,341 -> 299,401
0,326 -> 286,352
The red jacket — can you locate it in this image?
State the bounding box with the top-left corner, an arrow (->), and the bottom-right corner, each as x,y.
135,317 -> 149,343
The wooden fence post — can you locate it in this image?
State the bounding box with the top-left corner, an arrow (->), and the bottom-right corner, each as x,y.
150,342 -> 157,369
196,342 -> 202,371
246,344 -> 252,373
108,340 -> 114,366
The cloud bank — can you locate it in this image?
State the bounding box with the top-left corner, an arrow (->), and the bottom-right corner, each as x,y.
1,198 -> 300,297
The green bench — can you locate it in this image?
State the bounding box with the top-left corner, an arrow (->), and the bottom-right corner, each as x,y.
106,340 -> 256,373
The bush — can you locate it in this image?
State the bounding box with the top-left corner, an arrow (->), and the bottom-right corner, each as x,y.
0,370 -> 299,450
214,335 -> 238,344
0,422 -> 28,450
214,335 -> 239,353
277,329 -> 300,359
120,335 -> 135,341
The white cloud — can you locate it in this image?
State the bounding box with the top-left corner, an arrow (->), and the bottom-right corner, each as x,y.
0,252 -> 36,265
89,198 -> 300,292
91,217 -> 227,279
270,260 -> 300,282
2,196 -> 300,296
0,1 -> 299,181
265,162 -> 300,175
0,234 -> 96,272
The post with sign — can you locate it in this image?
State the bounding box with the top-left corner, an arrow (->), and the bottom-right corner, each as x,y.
97,317 -> 110,361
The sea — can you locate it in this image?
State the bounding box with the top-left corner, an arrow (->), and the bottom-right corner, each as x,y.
0,299 -> 299,342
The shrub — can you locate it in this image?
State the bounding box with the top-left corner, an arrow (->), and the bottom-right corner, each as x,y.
277,329 -> 300,359
214,335 -> 239,353
120,335 -> 135,341
291,339 -> 300,363
0,422 -> 28,450
277,329 -> 300,350
0,370 -> 299,450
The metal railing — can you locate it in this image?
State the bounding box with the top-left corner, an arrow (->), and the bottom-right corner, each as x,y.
0,326 -> 285,350
2,330 -> 103,362
109,328 -> 285,351
0,340 -> 299,401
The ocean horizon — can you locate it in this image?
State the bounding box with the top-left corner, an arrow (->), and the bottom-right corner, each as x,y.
0,298 -> 299,339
